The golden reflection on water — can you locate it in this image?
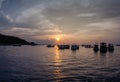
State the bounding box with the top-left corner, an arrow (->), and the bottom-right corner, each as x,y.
54,46 -> 61,66
54,46 -> 66,81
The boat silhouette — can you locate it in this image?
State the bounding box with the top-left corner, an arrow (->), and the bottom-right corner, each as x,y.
71,45 -> 79,51
57,45 -> 70,49
108,44 -> 114,52
93,44 -> 99,52
47,44 -> 55,47
100,42 -> 107,53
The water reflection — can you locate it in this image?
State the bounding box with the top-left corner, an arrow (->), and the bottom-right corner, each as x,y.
54,46 -> 66,81
100,52 -> 107,56
54,46 -> 61,66
93,51 -> 99,55
71,50 -> 77,54
0,46 -> 120,81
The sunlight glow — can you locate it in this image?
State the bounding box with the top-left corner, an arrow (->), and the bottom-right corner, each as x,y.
56,37 -> 60,42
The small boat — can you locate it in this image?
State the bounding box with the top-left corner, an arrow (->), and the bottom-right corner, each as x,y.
58,45 -> 65,49
71,45 -> 79,51
116,44 -> 120,46
93,44 -> 99,52
57,45 -> 70,49
47,44 -> 55,48
100,42 -> 107,53
108,44 -> 114,52
64,45 -> 70,49
84,45 -> 93,48
81,44 -> 85,47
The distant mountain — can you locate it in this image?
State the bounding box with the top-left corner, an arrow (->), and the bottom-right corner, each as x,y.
0,33 -> 36,45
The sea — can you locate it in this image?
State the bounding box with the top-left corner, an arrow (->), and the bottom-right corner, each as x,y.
0,45 -> 120,82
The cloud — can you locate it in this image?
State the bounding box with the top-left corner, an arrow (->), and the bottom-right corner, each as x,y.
14,4 -> 62,35
0,11 -> 13,28
77,13 -> 96,17
0,0 -> 120,42
43,0 -> 120,35
74,19 -> 120,41
0,0 -> 13,28
0,0 -> 4,8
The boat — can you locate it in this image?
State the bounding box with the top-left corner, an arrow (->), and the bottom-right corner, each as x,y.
71,45 -> 79,51
57,45 -> 65,49
116,44 -> 120,46
84,45 -> 93,48
108,44 -> 114,52
93,44 -> 99,52
47,44 -> 55,48
100,42 -> 107,53
64,45 -> 70,49
57,45 -> 70,49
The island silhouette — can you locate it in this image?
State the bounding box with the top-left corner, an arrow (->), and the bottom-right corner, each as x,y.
0,33 -> 36,46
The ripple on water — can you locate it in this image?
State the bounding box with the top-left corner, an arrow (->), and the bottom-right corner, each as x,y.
0,46 -> 120,82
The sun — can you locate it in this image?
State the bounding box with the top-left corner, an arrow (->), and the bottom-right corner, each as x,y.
56,37 -> 60,41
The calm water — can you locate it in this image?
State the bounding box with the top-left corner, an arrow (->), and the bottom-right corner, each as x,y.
0,45 -> 120,82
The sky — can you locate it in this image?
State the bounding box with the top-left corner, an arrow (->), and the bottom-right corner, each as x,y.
0,0 -> 120,44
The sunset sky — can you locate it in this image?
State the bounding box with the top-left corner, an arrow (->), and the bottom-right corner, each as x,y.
0,0 -> 120,44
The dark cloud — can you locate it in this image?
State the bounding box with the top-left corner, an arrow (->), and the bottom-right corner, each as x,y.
1,0 -> 44,18
89,0 -> 120,18
0,0 -> 120,42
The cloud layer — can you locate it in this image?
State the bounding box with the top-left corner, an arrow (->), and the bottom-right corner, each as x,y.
0,0 -> 120,43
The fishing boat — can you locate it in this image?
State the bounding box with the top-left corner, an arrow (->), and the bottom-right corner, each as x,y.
47,44 -> 55,48
100,42 -> 107,53
57,45 -> 70,49
71,45 -> 79,50
108,44 -> 114,52
93,44 -> 99,52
